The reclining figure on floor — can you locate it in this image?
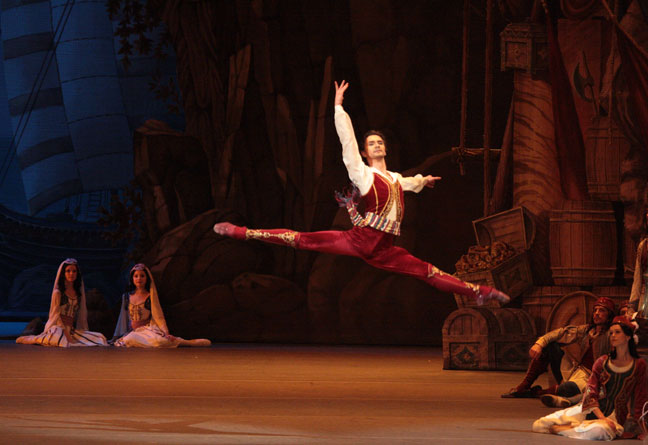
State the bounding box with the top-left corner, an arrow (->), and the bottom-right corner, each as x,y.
502,297 -> 614,408
532,315 -> 648,440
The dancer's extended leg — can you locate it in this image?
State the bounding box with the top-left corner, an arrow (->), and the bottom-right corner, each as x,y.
213,222 -> 362,256
363,243 -> 509,303
214,222 -> 509,304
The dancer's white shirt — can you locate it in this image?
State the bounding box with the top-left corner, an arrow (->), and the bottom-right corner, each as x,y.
334,105 -> 428,222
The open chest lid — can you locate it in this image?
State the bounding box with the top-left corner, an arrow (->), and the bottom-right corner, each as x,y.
472,206 -> 535,251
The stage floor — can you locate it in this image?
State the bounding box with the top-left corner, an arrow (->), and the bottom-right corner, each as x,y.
0,342 -> 640,444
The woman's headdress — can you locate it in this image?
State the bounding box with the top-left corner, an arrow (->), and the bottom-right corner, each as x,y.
611,315 -> 640,344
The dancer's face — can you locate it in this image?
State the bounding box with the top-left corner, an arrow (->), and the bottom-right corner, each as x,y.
608,324 -> 630,348
592,306 -> 610,326
64,265 -> 78,283
363,135 -> 386,160
620,306 -> 635,317
132,270 -> 147,290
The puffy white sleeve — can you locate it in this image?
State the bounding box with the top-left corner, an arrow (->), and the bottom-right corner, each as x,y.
394,172 -> 427,193
334,105 -> 373,195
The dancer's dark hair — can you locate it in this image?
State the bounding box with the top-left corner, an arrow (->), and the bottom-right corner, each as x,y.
57,263 -> 82,296
363,130 -> 387,149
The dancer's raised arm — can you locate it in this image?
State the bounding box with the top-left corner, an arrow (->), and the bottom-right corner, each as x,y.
333,81 -> 372,194
334,80 -> 349,106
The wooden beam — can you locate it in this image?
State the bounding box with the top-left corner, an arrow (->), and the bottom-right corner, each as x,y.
459,0 -> 470,176
483,0 -> 494,216
452,147 -> 502,158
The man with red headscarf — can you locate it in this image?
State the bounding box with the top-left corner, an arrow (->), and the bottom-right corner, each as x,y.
503,297 -> 615,408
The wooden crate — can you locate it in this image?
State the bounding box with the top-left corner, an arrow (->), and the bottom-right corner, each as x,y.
442,307 -> 536,370
500,22 -> 548,74
522,286 -> 580,335
472,206 -> 536,251
454,207 -> 535,308
454,251 -> 532,308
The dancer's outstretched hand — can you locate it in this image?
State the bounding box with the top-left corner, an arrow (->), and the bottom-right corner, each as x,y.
334,80 -> 349,106
423,175 -> 442,188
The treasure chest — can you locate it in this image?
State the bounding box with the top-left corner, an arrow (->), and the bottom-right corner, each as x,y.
500,22 -> 548,74
442,307 -> 536,370
454,207 -> 534,308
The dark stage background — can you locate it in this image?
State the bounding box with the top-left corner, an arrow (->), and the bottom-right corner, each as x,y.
3,0 -> 642,346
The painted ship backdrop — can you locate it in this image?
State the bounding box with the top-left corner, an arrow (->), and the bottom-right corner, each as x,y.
1,0 -> 648,367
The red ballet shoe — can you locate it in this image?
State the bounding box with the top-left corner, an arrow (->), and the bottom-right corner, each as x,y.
213,222 -> 236,236
476,287 -> 511,305
214,222 -> 248,239
213,222 -> 246,240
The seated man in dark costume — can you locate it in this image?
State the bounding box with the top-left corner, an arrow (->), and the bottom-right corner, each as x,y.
503,297 -> 615,408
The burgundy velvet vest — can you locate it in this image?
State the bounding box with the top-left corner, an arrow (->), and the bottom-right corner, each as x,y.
348,172 -> 404,236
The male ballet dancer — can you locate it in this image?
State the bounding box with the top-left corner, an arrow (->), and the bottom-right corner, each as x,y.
213,80 -> 510,305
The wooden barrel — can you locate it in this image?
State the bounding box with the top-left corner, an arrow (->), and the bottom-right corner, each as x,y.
442,307 -> 536,370
585,119 -> 631,202
522,286 -> 580,335
549,201 -> 617,286
545,291 -> 597,333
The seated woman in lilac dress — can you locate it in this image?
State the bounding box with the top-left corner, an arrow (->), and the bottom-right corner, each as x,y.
16,258 -> 107,347
112,264 -> 210,348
